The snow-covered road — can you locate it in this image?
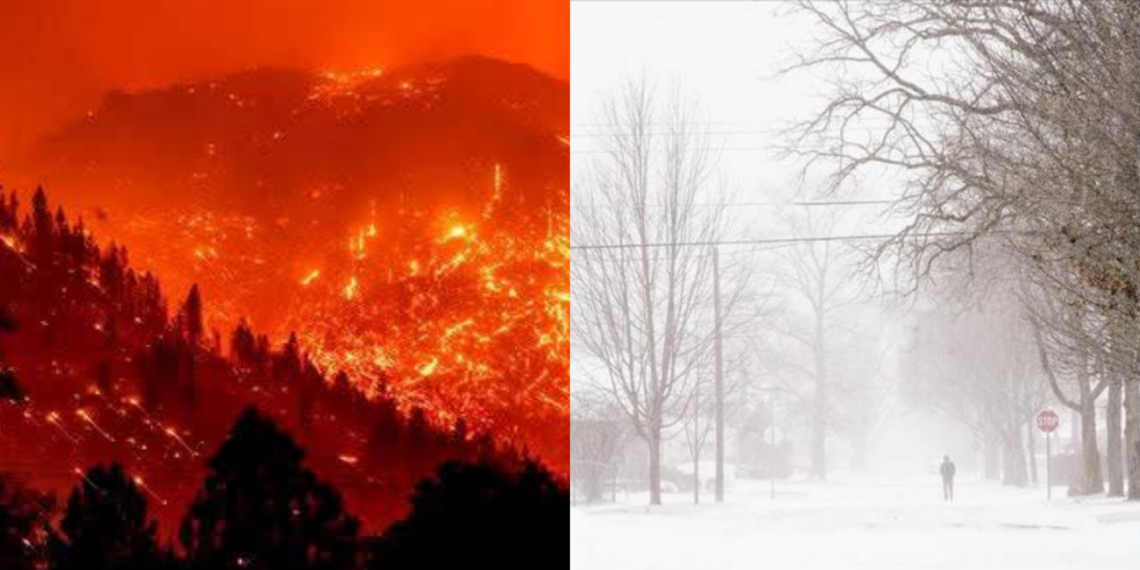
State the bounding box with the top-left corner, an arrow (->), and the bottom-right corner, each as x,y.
571,477 -> 1140,570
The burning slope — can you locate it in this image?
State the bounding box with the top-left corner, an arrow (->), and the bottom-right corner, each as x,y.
13,56 -> 569,468
0,187 -> 526,533
291,191 -> 569,427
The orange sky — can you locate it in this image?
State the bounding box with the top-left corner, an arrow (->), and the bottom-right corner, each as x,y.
0,0 -> 567,158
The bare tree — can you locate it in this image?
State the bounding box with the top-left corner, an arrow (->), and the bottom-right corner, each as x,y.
902,278 -> 1049,488
682,365 -> 714,505
571,77 -> 733,505
1027,281 -> 1112,495
789,0 -> 1140,499
775,209 -> 853,479
570,390 -> 627,505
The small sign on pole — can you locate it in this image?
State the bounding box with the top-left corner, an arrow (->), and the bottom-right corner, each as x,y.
1036,409 -> 1059,501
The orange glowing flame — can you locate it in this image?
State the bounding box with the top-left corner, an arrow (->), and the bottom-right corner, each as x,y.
300,269 -> 321,287
444,224 -> 468,241
343,276 -> 359,300
417,357 -> 440,377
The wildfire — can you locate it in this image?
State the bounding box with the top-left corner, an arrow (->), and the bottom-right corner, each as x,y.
343,276 -> 359,300
417,357 -> 440,377
306,66 -> 443,117
76,408 -> 116,442
300,269 -> 321,287
133,475 -> 168,505
163,426 -> 198,457
444,224 -> 468,241
284,162 -> 570,440
67,144 -> 566,464
310,68 -> 386,102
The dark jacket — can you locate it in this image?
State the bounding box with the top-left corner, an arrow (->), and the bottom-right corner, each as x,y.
940,460 -> 956,480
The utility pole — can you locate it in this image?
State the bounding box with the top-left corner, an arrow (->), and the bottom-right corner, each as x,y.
713,245 -> 725,502
768,393 -> 776,500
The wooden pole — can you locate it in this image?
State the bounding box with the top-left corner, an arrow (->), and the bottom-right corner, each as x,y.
713,246 -> 725,503
1046,432 -> 1052,501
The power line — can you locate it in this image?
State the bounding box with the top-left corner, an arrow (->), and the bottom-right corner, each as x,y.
627,199 -> 897,209
572,1 -> 791,4
569,142 -> 863,154
571,120 -> 776,126
570,241 -> 796,263
569,127 -> 891,137
570,129 -> 782,137
570,229 -> 1017,251
724,199 -> 897,207
571,146 -> 773,154
569,119 -> 899,129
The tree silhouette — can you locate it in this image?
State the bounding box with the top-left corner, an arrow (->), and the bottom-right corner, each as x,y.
180,407 -> 359,570
0,305 -> 15,332
229,319 -> 257,366
0,305 -> 23,404
368,459 -> 567,569
182,285 -> 204,345
29,187 -> 54,261
0,368 -> 26,404
49,463 -> 165,570
0,475 -> 54,570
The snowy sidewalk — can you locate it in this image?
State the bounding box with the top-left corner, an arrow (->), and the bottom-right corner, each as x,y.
571,477 -> 1140,570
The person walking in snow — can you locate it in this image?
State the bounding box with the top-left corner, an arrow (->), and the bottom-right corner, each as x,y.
940,455 -> 956,502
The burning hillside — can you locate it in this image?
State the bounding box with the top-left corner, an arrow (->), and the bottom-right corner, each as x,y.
10,56 -> 569,468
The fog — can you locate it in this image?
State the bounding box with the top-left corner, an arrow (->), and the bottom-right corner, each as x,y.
570,1 -> 958,483
570,3 -> 1140,569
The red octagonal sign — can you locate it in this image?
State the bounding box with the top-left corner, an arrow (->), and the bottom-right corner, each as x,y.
1036,409 -> 1060,433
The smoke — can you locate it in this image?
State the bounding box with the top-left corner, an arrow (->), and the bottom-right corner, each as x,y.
0,0 -> 567,156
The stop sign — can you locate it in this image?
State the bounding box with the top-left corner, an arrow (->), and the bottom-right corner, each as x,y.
1036,409 -> 1060,433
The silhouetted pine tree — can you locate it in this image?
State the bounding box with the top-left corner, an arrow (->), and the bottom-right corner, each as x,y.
273,332 -> 302,384
98,245 -> 127,301
180,408 -> 360,570
28,187 -> 54,262
96,361 -> 114,396
49,464 -> 166,570
0,305 -> 23,404
452,417 -> 469,445
0,368 -> 26,404
367,391 -> 403,457
296,358 -> 323,433
182,285 -> 204,345
368,459 -> 567,569
229,319 -> 257,366
0,475 -> 54,570
0,188 -> 17,231
0,305 -> 15,332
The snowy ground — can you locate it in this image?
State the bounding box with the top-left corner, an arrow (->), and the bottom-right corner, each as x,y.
571,477 -> 1140,570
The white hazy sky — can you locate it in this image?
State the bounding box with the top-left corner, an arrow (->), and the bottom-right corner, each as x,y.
570,1 -> 903,239
571,2 -> 820,200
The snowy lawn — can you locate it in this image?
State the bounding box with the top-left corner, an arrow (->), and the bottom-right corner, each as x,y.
571,477 -> 1140,570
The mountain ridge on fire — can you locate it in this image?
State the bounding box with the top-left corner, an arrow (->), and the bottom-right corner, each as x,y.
0,185 -> 563,542
5,56 -> 570,477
